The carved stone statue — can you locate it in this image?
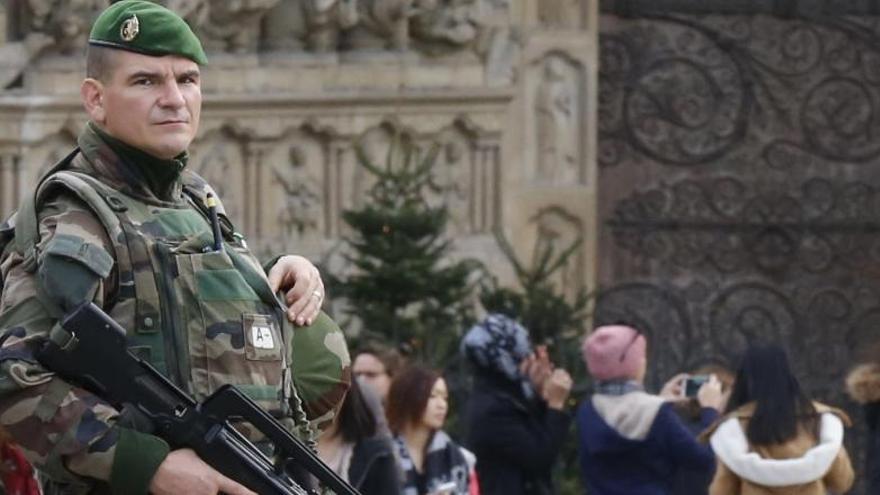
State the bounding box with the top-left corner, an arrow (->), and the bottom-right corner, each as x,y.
342,0 -> 412,51
0,32 -> 53,89
15,0 -> 108,55
262,0 -> 359,53
274,146 -> 321,238
535,56 -> 578,184
166,0 -> 281,53
410,0 -> 480,52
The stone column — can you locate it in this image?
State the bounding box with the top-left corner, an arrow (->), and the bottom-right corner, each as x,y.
0,151 -> 20,219
0,3 -> 7,47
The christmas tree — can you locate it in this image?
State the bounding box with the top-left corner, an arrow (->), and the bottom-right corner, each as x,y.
332,132 -> 481,366
480,231 -> 592,371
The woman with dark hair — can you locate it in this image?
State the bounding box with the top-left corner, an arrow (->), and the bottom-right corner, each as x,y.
317,378 -> 401,495
386,365 -> 471,495
704,344 -> 854,495
845,342 -> 880,494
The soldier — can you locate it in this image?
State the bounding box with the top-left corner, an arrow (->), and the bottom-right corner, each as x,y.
0,1 -> 350,494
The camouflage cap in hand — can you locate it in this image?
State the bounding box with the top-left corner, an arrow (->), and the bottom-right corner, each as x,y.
290,312 -> 352,427
89,0 -> 208,65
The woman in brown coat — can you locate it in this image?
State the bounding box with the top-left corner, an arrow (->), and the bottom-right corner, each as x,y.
704,344 -> 854,495
846,342 -> 880,494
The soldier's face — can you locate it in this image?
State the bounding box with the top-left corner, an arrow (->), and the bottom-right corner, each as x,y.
83,51 -> 201,159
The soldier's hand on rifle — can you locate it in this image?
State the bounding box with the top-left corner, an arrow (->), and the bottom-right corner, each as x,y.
149,448 -> 257,495
267,255 -> 324,326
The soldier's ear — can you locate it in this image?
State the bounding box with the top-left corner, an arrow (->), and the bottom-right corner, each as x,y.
81,78 -> 106,124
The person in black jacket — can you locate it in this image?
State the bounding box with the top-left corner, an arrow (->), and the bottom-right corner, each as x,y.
461,314 -> 573,495
317,377 -> 402,495
846,343 -> 880,495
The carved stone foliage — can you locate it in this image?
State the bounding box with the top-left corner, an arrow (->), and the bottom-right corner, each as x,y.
532,52 -> 585,185
598,14 -> 880,492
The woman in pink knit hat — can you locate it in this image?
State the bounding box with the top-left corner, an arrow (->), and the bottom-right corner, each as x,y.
576,324 -> 724,495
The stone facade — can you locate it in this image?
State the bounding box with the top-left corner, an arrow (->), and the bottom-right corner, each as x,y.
0,0 -> 598,307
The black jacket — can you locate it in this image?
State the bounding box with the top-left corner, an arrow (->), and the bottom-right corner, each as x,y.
464,373 -> 571,495
348,434 -> 402,495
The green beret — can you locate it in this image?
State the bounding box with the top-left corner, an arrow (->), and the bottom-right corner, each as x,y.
89,0 -> 207,65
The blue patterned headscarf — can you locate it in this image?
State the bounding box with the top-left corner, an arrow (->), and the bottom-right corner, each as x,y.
461,313 -> 535,399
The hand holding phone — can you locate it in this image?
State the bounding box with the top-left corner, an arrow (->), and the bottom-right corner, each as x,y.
683,375 -> 711,398
693,374 -> 724,411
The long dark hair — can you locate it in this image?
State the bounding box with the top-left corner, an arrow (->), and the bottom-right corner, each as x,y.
725,344 -> 817,445
336,379 -> 378,443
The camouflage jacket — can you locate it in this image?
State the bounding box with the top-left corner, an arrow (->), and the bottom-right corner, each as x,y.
0,124 -> 350,494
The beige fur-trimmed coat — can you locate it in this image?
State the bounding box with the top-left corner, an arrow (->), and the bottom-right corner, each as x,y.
703,402 -> 854,495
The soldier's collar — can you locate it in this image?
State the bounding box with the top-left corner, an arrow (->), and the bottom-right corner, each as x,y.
89,123 -> 187,171
86,123 -> 187,203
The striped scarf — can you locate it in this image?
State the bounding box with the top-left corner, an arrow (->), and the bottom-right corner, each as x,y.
394,430 -> 470,495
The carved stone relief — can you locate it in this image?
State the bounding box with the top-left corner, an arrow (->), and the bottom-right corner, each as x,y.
262,0 -> 359,53
350,124 -> 397,208
531,206 -> 585,299
261,130 -> 326,253
428,124 -> 474,234
534,53 -> 583,185
324,119 -> 501,239
482,27 -> 520,86
190,129 -> 246,228
13,0 -> 107,54
1,0 -> 102,87
410,0 -> 480,53
179,0 -> 282,53
341,0 -> 412,51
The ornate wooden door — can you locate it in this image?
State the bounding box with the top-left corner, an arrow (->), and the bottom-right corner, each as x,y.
598,3 -> 880,492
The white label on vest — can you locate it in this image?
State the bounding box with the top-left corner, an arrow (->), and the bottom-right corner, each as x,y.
251,325 -> 275,349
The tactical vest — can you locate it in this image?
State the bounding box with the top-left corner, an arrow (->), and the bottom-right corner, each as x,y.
2,149 -> 311,439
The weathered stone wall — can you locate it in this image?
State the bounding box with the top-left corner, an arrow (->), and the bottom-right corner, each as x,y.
0,0 -> 598,305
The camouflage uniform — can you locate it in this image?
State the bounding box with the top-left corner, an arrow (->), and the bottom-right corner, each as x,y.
0,123 -> 350,494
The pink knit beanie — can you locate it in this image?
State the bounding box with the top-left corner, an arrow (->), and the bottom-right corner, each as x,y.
582,325 -> 646,381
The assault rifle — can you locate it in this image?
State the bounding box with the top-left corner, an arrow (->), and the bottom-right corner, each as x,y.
36,301 -> 359,495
